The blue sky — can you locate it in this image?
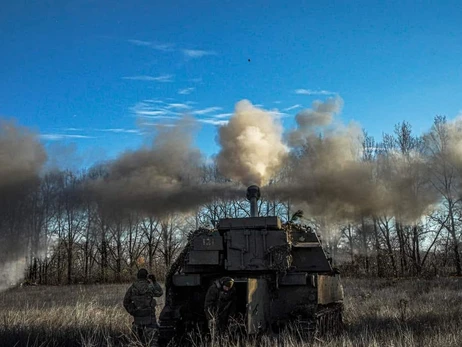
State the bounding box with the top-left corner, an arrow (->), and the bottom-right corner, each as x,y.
1,0 -> 461,164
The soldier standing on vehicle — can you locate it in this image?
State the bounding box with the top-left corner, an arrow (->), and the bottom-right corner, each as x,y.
123,268 -> 163,347
204,276 -> 237,334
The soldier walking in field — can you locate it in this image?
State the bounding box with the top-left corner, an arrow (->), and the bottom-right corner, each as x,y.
123,268 -> 163,347
204,276 -> 237,334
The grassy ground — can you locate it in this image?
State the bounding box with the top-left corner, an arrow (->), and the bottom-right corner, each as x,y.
0,278 -> 461,346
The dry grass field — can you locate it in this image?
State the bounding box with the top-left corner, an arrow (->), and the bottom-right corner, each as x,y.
0,278 -> 461,347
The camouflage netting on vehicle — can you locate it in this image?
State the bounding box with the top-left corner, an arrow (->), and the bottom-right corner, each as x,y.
284,222 -> 320,243
283,221 -> 309,237
164,227 -> 214,305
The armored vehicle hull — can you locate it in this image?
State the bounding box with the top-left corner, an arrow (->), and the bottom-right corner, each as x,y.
158,186 -> 344,345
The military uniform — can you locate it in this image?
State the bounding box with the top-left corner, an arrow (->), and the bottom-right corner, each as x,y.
204,277 -> 237,333
124,270 -> 163,347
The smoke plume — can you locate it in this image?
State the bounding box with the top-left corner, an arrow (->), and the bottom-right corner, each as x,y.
0,119 -> 47,190
288,96 -> 344,147
216,100 -> 288,186
86,116 -> 242,216
273,118 -> 379,221
267,96 -> 439,226
0,119 -> 47,290
273,95 -> 376,221
424,115 -> 462,199
375,149 -> 437,223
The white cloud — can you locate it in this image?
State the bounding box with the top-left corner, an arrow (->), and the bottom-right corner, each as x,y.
131,100 -> 228,128
137,114 -> 180,120
283,104 -> 302,111
178,87 -> 195,95
128,39 -> 152,47
198,119 -> 229,126
99,128 -> 141,134
135,110 -> 167,116
131,100 -> 183,119
193,107 -> 223,115
63,127 -> 83,131
166,103 -> 191,110
274,101 -> 282,104
128,40 -> 175,52
144,99 -> 165,104
40,134 -> 94,140
182,49 -> 216,58
139,122 -> 176,128
294,89 -> 337,96
123,75 -> 174,82
128,40 -> 217,61
151,43 -> 175,52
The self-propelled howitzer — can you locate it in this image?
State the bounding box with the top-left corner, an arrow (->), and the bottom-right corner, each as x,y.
158,185 -> 344,344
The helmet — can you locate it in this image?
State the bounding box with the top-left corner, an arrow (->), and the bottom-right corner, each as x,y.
220,277 -> 234,288
137,268 -> 148,279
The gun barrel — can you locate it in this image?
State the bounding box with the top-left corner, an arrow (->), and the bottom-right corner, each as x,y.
246,185 -> 261,217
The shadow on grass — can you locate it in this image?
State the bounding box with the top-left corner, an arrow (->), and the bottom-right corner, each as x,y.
0,326 -> 133,347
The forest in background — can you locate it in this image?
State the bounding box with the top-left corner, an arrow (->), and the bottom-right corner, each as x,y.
1,113 -> 462,286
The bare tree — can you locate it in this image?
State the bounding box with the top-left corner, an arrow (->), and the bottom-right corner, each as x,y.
424,116 -> 462,275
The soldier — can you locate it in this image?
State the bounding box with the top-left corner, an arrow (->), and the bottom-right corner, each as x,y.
123,268 -> 163,347
204,276 -> 237,334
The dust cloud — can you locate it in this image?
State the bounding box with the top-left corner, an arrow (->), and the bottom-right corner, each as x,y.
216,100 -> 288,186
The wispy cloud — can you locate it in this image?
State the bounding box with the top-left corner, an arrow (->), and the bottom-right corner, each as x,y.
283,104 -> 302,111
139,115 -> 181,120
274,101 -> 282,104
128,40 -> 175,52
178,87 -> 195,95
136,111 -> 169,117
198,119 -> 229,126
128,38 -> 218,64
182,49 -> 216,58
192,107 -> 223,115
294,89 -> 337,96
139,122 -> 176,128
99,128 -> 141,134
131,100 -> 183,120
40,134 -> 95,141
144,99 -> 165,104
123,75 -> 174,82
165,103 -> 192,110
128,39 -> 152,47
131,100 -> 227,128
128,39 -> 218,60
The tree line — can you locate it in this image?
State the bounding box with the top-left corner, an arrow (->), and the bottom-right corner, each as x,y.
1,116 -> 462,285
